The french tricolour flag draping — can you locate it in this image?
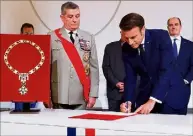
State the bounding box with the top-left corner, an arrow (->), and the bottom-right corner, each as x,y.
67,127 -> 95,136
67,113 -> 137,135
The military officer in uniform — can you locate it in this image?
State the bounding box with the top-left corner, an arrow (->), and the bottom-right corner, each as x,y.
48,2 -> 99,110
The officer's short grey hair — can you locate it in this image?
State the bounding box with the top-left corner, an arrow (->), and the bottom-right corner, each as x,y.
61,2 -> 79,15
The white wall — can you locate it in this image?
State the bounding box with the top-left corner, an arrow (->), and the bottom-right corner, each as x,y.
1,1 -> 192,109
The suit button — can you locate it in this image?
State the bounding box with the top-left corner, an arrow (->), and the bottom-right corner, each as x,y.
70,75 -> 73,78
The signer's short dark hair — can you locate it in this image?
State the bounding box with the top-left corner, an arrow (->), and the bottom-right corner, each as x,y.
119,13 -> 145,31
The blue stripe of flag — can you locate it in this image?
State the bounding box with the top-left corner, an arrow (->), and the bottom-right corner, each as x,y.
67,127 -> 76,136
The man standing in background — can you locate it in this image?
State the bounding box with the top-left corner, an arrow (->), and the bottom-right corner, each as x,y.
102,32 -> 127,112
147,17 -> 193,114
167,17 -> 193,87
14,23 -> 37,111
20,23 -> 34,35
49,2 -> 99,110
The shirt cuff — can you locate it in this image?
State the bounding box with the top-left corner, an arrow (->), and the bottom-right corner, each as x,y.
184,79 -> 189,84
150,97 -> 162,104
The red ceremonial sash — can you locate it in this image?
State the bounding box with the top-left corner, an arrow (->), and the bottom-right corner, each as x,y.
54,29 -> 90,102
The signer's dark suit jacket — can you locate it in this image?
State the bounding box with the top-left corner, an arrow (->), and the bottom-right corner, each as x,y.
122,29 -> 173,109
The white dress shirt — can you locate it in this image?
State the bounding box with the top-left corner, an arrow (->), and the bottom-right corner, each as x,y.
138,35 -> 145,54
170,35 -> 181,55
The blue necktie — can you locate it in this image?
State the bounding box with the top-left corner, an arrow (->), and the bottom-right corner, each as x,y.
139,44 -> 146,65
173,38 -> 178,58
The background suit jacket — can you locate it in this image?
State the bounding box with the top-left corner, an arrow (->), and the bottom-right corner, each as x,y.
152,37 -> 193,110
122,29 -> 173,106
102,40 -> 126,100
14,102 -> 36,111
50,27 -> 99,105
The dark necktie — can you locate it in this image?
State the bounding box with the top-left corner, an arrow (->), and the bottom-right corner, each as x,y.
69,31 -> 75,44
139,44 -> 146,65
173,38 -> 178,58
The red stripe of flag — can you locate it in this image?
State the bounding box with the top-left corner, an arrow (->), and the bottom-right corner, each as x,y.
85,128 -> 95,136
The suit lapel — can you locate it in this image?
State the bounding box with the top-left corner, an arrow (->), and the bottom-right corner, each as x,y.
74,29 -> 80,46
117,40 -> 123,56
177,37 -> 187,62
144,30 -> 152,67
60,27 -> 72,43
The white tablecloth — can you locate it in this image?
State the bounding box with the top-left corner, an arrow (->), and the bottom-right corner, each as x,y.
1,109 -> 192,135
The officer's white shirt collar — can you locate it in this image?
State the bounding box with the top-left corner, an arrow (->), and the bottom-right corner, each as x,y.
64,28 -> 78,39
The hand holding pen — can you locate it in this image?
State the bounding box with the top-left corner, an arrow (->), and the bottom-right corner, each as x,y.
120,101 -> 132,113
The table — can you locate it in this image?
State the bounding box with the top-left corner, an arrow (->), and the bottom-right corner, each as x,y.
1,109 -> 192,135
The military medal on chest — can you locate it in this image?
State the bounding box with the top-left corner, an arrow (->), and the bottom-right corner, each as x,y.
79,38 -> 91,76
84,63 -> 90,76
79,39 -> 91,51
83,51 -> 90,75
4,40 -> 45,95
83,52 -> 90,62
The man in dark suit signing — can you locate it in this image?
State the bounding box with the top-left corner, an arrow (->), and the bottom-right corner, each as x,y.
102,33 -> 127,112
119,13 -> 174,114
